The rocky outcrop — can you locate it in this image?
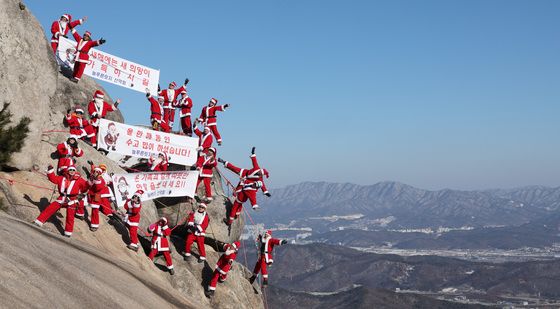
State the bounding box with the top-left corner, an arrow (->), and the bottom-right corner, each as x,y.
0,1 -> 263,308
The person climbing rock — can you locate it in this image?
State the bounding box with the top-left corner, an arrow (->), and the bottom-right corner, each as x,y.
183,203 -> 209,262
147,217 -> 175,275
249,230 -> 287,287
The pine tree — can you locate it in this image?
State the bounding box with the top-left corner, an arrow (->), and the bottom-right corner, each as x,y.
0,102 -> 31,167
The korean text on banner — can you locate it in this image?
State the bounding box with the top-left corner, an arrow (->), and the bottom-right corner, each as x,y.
112,171 -> 199,207
57,36 -> 160,94
97,119 -> 198,166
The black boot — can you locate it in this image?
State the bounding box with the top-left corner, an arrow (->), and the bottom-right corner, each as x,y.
169,268 -> 175,275
205,290 -> 215,298
249,275 -> 256,284
263,278 -> 268,287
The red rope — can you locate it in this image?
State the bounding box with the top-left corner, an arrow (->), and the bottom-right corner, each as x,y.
0,175 -> 55,191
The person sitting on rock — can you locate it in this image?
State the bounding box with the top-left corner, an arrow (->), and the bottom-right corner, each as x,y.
50,14 -> 86,53
122,190 -> 143,251
56,136 -> 83,175
197,98 -> 229,146
70,30 -> 106,83
219,147 -> 271,226
88,90 -> 120,136
195,147 -> 217,202
249,230 -> 287,287
146,91 -> 170,133
33,165 -> 89,237
147,217 -> 175,275
149,152 -> 169,171
206,241 -> 241,298
86,162 -> 116,231
65,107 -> 97,147
183,203 -> 209,262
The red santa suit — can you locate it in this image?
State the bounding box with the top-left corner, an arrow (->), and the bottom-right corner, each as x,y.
56,140 -> 83,174
196,148 -> 217,201
198,98 -> 228,144
70,30 -> 102,81
147,218 -> 174,273
184,206 -> 209,260
178,93 -> 193,135
149,152 -> 169,171
34,166 -> 89,237
88,90 -> 117,133
208,241 -> 240,292
223,153 -> 270,225
158,82 -> 186,128
147,95 -> 170,133
66,109 -> 97,146
252,231 -> 286,284
87,165 -> 115,230
124,190 -> 143,250
193,126 -> 213,151
50,14 -> 84,53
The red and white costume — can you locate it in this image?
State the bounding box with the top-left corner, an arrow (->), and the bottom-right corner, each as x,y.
56,140 -> 83,174
87,90 -> 117,132
178,93 -> 193,135
208,241 -> 240,291
87,165 -> 115,229
124,190 -> 143,250
147,218 -> 174,272
50,14 -> 83,53
194,126 -> 213,151
70,30 -> 101,81
65,109 -> 97,146
34,166 -> 89,237
196,148 -> 217,200
198,98 -> 228,144
147,95 -> 170,133
184,206 -> 209,260
158,82 -> 186,128
223,154 -> 270,224
252,231 -> 286,281
149,152 -> 169,171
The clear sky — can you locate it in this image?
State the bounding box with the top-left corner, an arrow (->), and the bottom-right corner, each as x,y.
26,0 -> 560,190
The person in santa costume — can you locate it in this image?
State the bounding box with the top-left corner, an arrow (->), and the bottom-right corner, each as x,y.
158,79 -> 189,129
149,152 -> 169,171
193,122 -> 213,151
87,90 -> 120,135
56,136 -> 83,175
33,165 -> 89,237
123,190 -> 143,251
249,230 -> 287,286
197,98 -> 229,146
50,14 -> 86,53
218,147 -> 271,226
70,30 -> 106,83
86,163 -> 116,231
183,203 -> 209,262
147,217 -> 175,275
145,91 -> 171,133
206,241 -> 241,298
177,91 -> 193,136
65,107 -> 97,147
196,147 -> 217,202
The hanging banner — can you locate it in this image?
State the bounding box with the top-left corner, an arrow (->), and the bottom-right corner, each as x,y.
112,170 -> 199,207
57,36 -> 159,94
97,119 -> 198,166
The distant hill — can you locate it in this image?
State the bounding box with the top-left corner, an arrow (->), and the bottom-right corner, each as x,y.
255,181 -> 560,232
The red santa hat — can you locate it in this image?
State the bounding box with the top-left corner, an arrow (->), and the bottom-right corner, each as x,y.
158,152 -> 168,162
61,14 -> 71,21
75,107 -> 84,114
133,190 -> 144,198
84,31 -> 92,37
169,81 -> 177,88
93,166 -> 103,174
93,90 -> 104,99
265,230 -> 272,236
160,217 -> 168,225
198,203 -> 207,209
263,168 -> 270,178
207,147 -> 216,155
67,165 -> 77,171
209,98 -> 218,105
232,241 -> 241,250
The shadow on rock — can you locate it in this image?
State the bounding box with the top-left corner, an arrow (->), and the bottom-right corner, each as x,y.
23,194 -> 64,235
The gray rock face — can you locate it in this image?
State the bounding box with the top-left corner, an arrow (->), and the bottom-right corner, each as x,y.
0,1 -> 263,308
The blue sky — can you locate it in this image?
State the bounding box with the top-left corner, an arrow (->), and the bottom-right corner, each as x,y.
26,0 -> 560,190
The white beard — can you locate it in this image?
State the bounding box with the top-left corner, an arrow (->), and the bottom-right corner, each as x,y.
94,98 -> 103,112
194,211 -> 205,224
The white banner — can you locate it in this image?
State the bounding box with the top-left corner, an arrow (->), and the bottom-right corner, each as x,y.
111,171 -> 199,207
57,36 -> 160,94
97,119 -> 199,166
